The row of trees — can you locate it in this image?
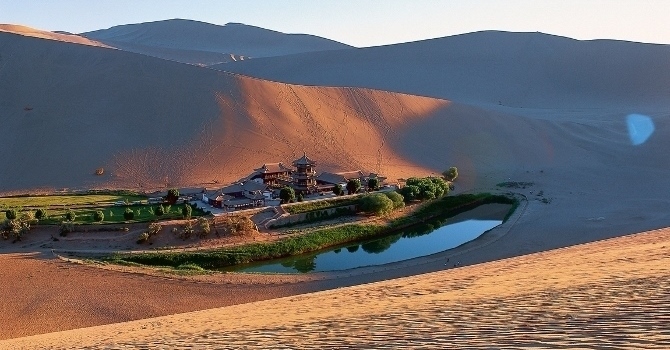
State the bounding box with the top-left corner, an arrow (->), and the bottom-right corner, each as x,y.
399,177 -> 450,202
279,177 -> 384,204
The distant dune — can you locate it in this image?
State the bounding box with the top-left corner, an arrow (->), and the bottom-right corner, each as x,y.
0,24 -> 110,48
81,19 -> 353,65
218,31 -> 670,110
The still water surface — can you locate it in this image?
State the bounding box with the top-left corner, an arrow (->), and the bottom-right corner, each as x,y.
224,203 -> 510,274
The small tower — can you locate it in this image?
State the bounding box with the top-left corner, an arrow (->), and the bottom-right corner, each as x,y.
292,152 -> 317,193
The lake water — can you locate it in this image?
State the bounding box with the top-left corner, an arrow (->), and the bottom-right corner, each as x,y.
223,203 -> 510,274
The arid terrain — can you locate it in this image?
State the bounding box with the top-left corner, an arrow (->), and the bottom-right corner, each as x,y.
2,227 -> 669,349
1,21 -> 670,347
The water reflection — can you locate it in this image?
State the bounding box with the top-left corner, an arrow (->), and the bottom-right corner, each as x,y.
223,204 -> 511,274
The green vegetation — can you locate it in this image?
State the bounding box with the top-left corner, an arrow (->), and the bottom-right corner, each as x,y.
384,191 -> 405,209
182,204 -> 192,219
35,208 -> 47,220
346,178 -> 361,195
93,210 -> 104,222
359,193 -> 394,216
138,222 -> 163,244
279,186 -> 296,204
367,177 -> 380,191
9,203 -> 206,225
64,209 -> 76,222
399,177 -> 449,201
283,196 -> 360,214
333,184 -> 344,196
4,209 -> 17,220
443,167 -> 458,181
166,189 -> 180,205
123,208 -> 134,221
109,193 -> 518,270
0,194 -> 145,209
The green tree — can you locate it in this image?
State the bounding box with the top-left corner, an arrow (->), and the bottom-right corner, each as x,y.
165,188 -> 180,205
181,204 -> 192,219
64,209 -> 76,222
443,167 -> 458,181
367,178 -> 380,191
333,184 -> 344,196
279,186 -> 295,204
93,210 -> 104,222
359,193 -> 394,216
429,177 -> 450,198
5,209 -> 17,220
35,208 -> 48,220
123,207 -> 135,220
384,191 -> 405,209
346,178 -> 361,195
399,184 -> 420,202
297,193 -> 304,202
197,217 -> 211,238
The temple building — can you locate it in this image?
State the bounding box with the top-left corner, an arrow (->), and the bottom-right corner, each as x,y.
248,162 -> 293,186
292,152 -> 318,193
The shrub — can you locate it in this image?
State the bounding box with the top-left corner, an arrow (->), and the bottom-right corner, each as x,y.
368,177 -> 380,191
197,217 -> 211,238
64,209 -> 76,222
5,209 -> 17,220
148,222 -> 162,236
385,191 -> 405,209
155,205 -> 165,216
59,221 -> 75,236
346,179 -> 361,195
182,204 -> 192,219
279,186 -> 295,204
333,184 -> 344,196
123,208 -> 134,220
297,193 -> 304,202
35,208 -> 47,220
137,232 -> 150,243
179,220 -> 194,239
93,210 -> 104,222
166,189 -> 179,205
359,193 -> 394,216
443,167 -> 458,181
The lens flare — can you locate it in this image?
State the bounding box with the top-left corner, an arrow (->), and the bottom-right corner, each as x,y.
626,114 -> 654,146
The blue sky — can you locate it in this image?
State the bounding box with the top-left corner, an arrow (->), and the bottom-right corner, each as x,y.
1,0 -> 669,47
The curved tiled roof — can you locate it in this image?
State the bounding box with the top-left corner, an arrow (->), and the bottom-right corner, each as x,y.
293,152 -> 316,166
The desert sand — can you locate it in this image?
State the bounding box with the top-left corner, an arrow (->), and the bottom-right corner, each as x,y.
0,24 -> 109,48
3,227 -> 668,348
1,24 -> 670,347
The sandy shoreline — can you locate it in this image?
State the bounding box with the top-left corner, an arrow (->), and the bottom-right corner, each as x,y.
3,225 -> 668,348
0,197 -> 524,339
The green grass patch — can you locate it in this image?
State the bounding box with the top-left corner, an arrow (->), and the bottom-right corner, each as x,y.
4,203 -> 206,225
283,196 -> 361,214
0,194 -> 146,208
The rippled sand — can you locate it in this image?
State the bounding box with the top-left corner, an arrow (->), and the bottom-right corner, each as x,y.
4,228 -> 669,349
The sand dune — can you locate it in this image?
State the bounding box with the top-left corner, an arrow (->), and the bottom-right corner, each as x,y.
82,19 -> 352,65
0,24 -> 110,48
3,227 -> 668,348
219,31 -> 670,110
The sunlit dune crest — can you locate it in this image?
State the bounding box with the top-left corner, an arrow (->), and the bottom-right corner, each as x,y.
0,24 -> 110,48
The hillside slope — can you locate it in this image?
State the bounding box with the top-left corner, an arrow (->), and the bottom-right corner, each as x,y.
218,31 -> 670,109
82,19 -> 352,65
